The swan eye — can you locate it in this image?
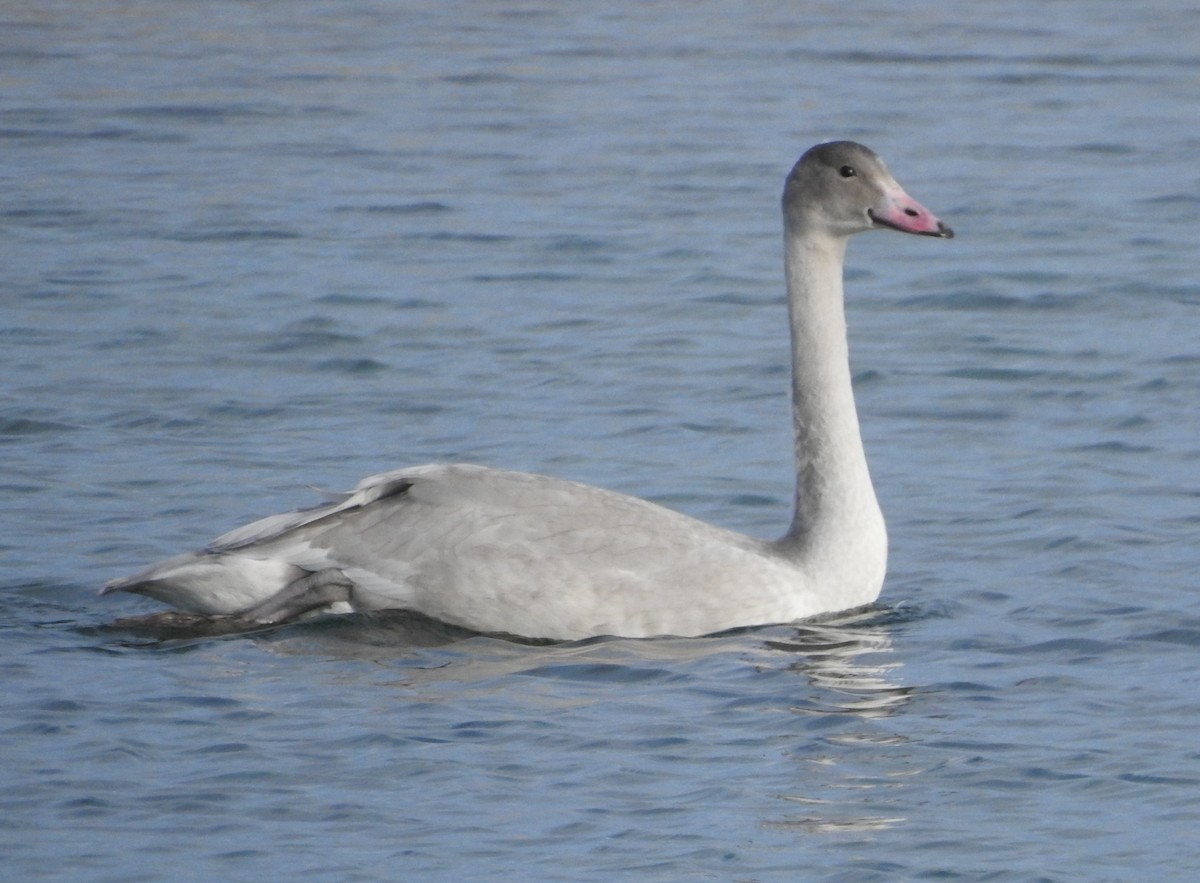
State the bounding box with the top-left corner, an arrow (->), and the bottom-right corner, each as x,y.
839,165 -> 857,178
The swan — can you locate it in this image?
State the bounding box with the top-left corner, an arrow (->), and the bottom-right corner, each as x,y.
101,141 -> 953,640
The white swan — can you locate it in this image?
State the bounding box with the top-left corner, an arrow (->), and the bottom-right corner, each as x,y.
102,141 -> 953,640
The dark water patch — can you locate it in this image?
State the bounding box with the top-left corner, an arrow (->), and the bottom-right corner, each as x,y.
542,235 -> 614,256
84,126 -> 168,142
186,741 -> 255,757
959,49 -> 1160,80
153,694 -> 244,711
1108,281 -> 1200,303
408,231 -> 517,244
1133,196 -> 1200,227
377,400 -> 448,417
1118,772 -> 1200,787
440,72 -> 520,86
0,43 -> 78,62
884,406 -> 1010,422
469,272 -> 581,283
0,124 -> 187,145
999,638 -> 1116,660
258,326 -> 361,354
92,327 -> 174,351
1021,765 -> 1090,783
1110,415 -> 1153,431
0,416 -> 78,439
334,730 -> 429,750
3,320 -> 69,343
726,493 -> 778,509
449,719 -> 535,741
313,292 -> 388,307
166,227 -> 303,244
36,270 -> 122,289
1133,625 -> 1200,648
813,49 -> 995,66
855,600 -> 956,628
1069,142 -> 1138,156
1070,440 -> 1156,455
258,141 -> 390,161
980,71 -> 1126,86
2,206 -> 94,228
938,680 -> 1005,698
657,246 -> 710,262
942,366 -> 1048,383
679,420 -> 754,436
120,103 -> 292,124
205,400 -> 287,420
0,481 -> 42,495
533,313 -> 608,329
900,291 -> 1080,311
1042,534 -> 1107,553
315,293 -> 442,311
106,411 -> 205,433
520,662 -> 682,684
315,357 -> 389,375
694,291 -> 780,307
59,796 -> 113,818
339,201 -> 454,215
213,849 -> 272,862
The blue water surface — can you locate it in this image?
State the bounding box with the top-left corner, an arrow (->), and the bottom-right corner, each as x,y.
3,1 -> 1200,880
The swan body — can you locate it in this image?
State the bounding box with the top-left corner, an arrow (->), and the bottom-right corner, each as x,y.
102,141 -> 952,640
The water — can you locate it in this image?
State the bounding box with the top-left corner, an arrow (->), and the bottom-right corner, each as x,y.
4,1 -> 1200,879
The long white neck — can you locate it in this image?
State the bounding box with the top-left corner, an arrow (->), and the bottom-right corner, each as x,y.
778,222 -> 885,578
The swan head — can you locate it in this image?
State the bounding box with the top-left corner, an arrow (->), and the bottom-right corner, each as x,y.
784,141 -> 954,240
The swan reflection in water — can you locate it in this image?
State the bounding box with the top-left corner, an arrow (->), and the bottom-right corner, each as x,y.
760,606 -> 920,835
104,601 -> 920,838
